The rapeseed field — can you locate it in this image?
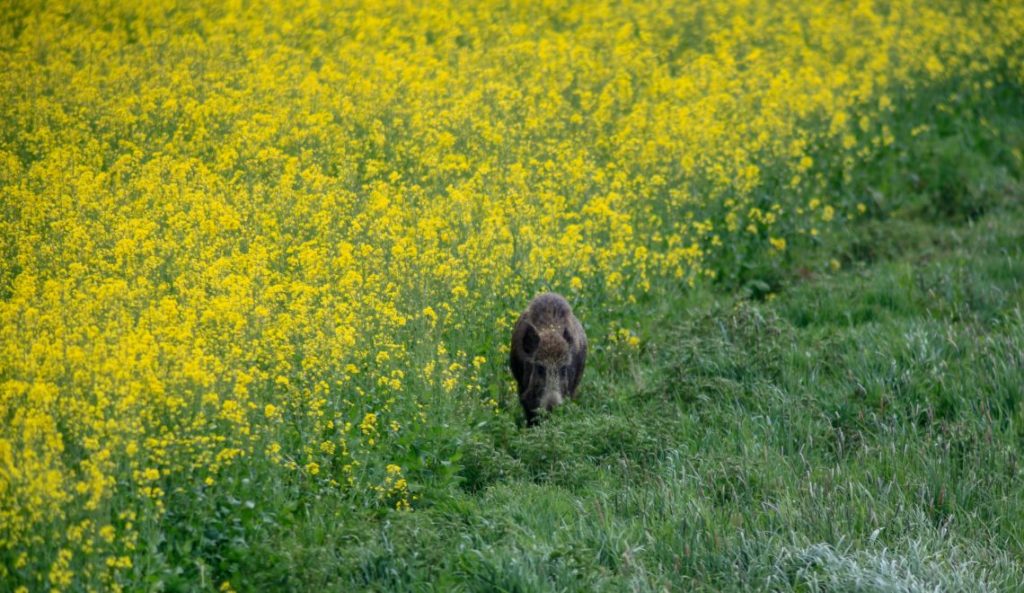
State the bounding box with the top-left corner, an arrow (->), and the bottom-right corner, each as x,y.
1,0 -> 1023,590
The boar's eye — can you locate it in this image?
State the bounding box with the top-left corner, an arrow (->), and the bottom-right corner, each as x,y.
563,328 -> 572,343
535,365 -> 546,378
523,326 -> 539,355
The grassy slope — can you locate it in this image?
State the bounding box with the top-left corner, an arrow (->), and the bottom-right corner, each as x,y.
228,186 -> 1024,591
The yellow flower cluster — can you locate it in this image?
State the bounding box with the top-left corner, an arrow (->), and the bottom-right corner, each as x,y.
377,464 -> 412,512
1,0 -> 1021,589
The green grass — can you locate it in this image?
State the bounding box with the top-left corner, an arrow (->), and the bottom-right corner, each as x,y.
195,170 -> 1024,591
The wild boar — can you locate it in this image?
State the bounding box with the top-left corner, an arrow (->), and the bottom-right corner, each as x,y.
509,292 -> 587,425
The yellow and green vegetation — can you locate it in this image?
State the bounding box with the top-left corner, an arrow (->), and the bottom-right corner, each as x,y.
2,0 -> 1023,590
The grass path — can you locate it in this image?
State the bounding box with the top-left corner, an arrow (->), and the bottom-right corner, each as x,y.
232,195 -> 1023,591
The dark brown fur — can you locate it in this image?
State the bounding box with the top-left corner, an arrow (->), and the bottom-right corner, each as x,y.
509,292 -> 587,425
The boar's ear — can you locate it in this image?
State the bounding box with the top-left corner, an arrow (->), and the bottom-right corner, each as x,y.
523,325 -> 539,355
567,338 -> 587,395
